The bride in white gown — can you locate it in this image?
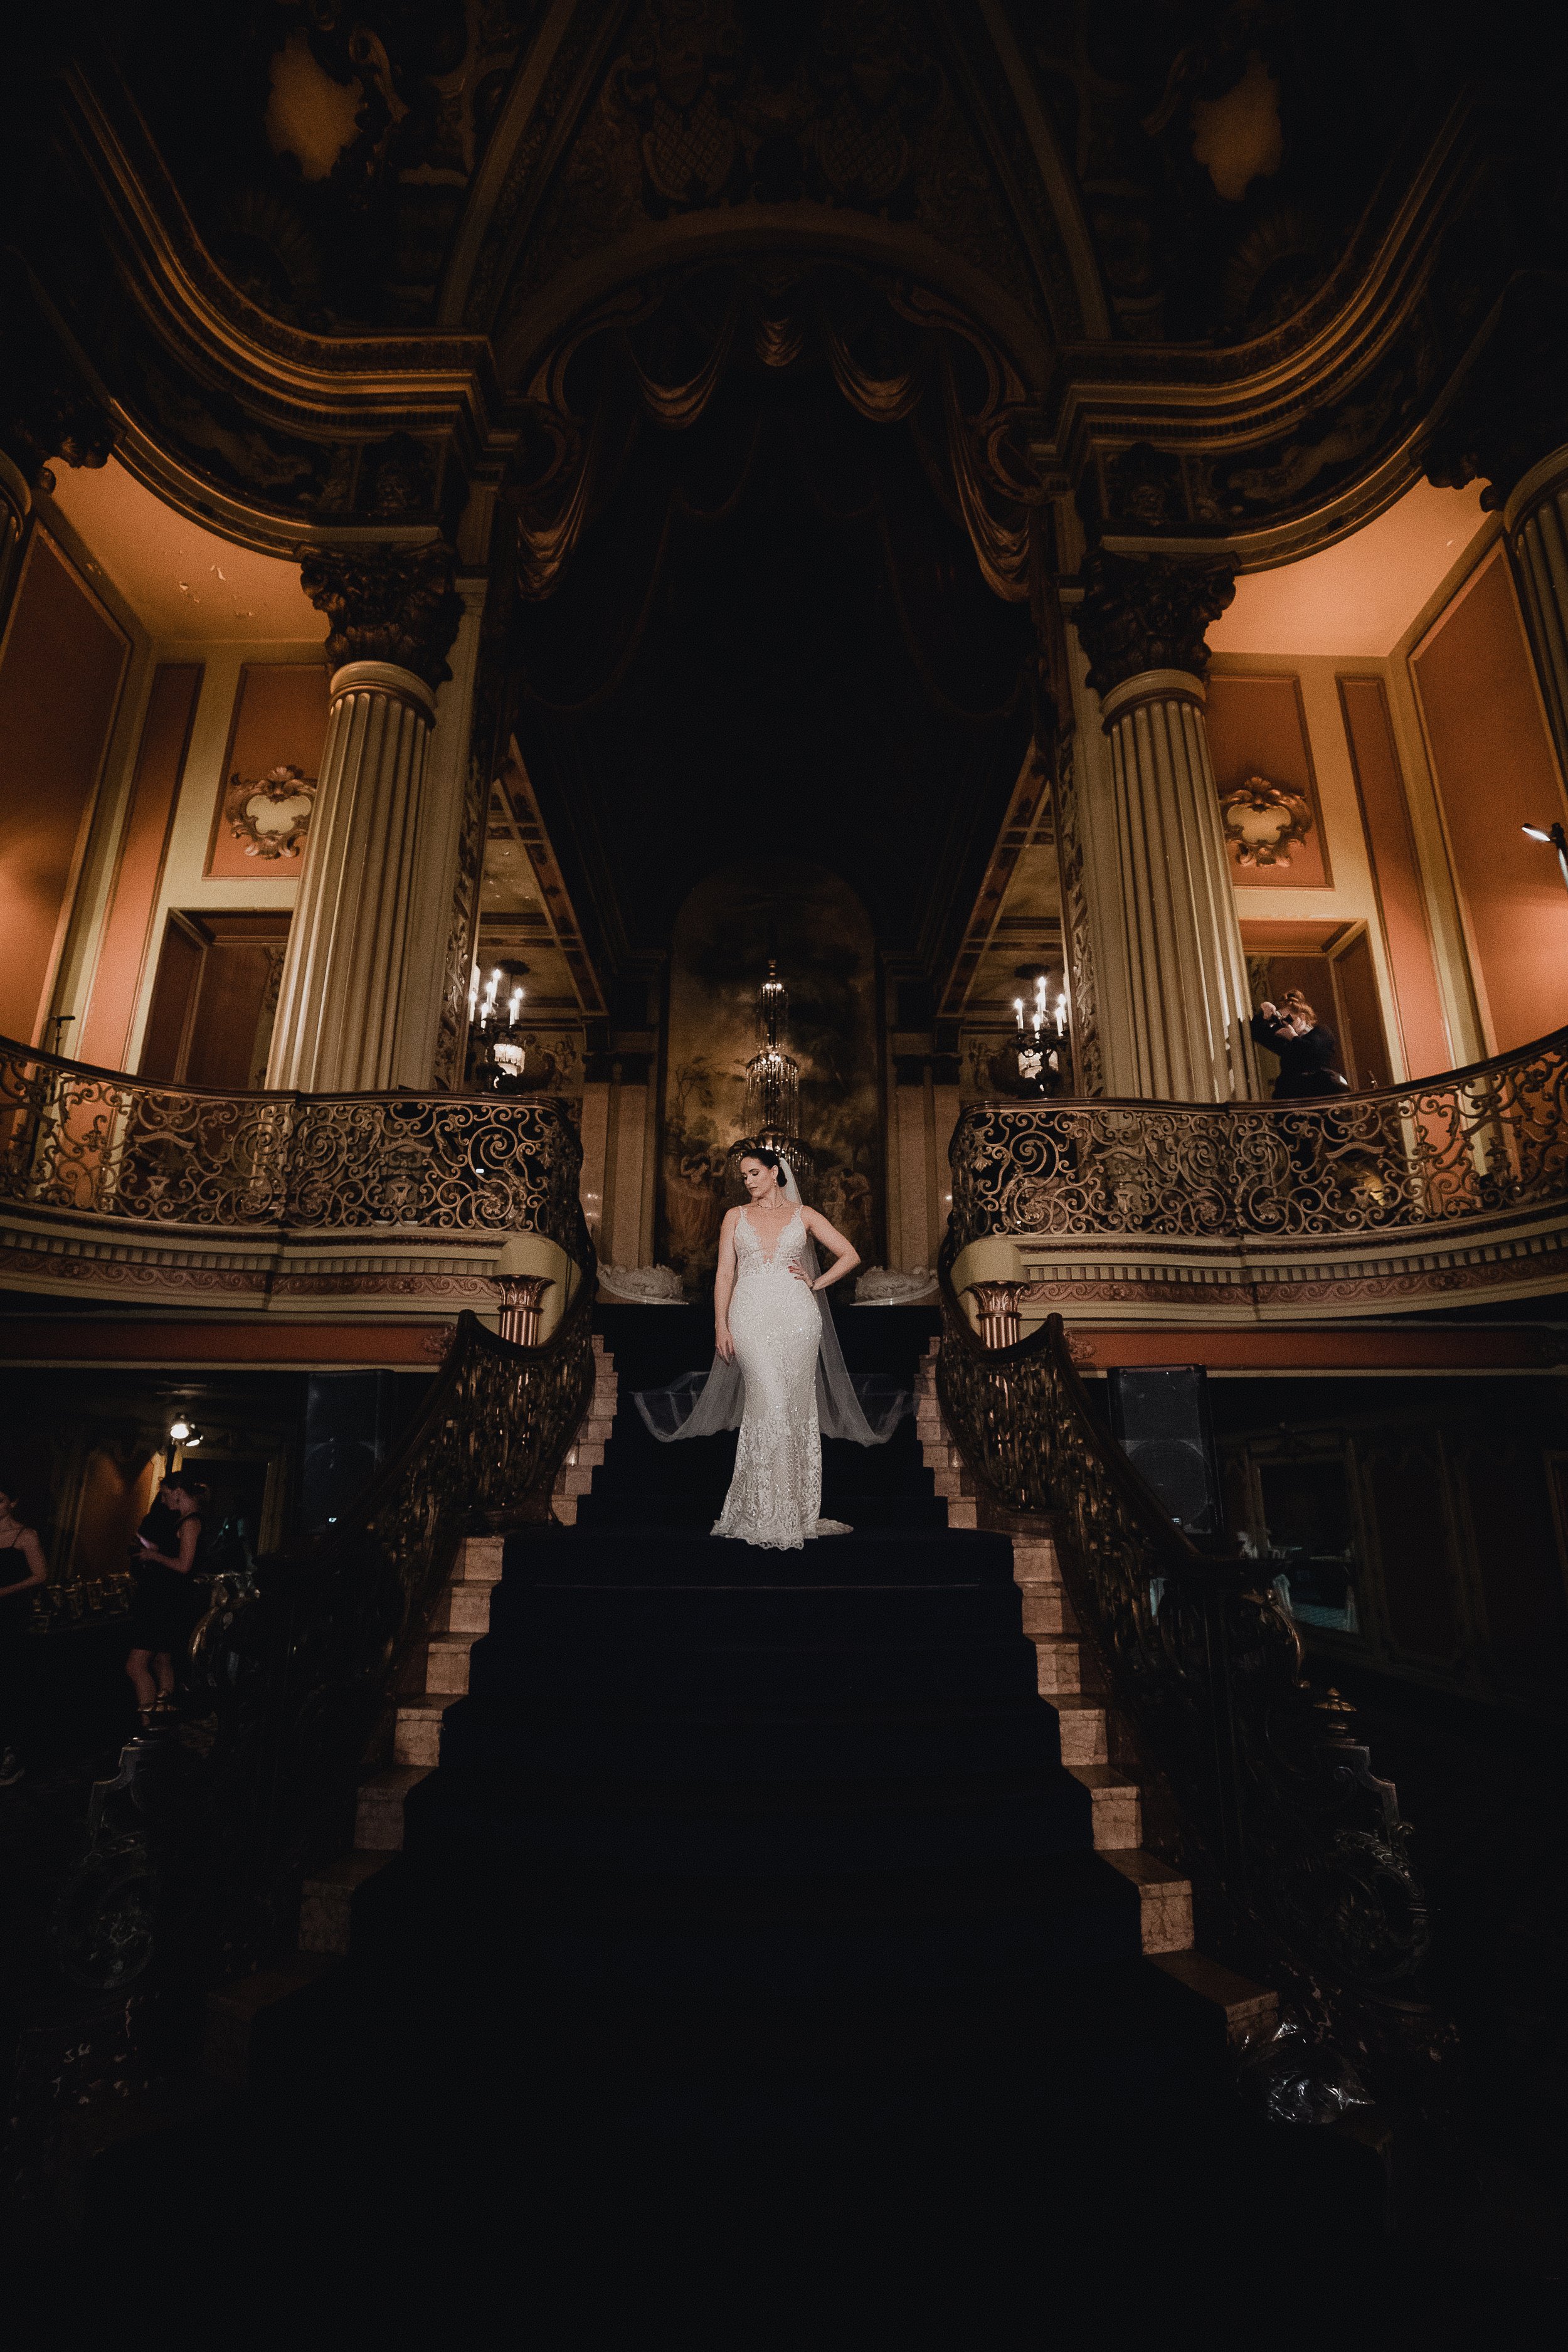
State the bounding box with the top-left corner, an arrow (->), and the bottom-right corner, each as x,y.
635,1146 -> 908,1549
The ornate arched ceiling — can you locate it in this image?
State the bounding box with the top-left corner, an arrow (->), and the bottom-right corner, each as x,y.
4,2 -> 1564,571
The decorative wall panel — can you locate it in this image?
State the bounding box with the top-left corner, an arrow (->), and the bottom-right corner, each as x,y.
78,662 -> 203,1072
1336,672 -> 1451,1079
1410,547 -> 1568,1053
1204,672 -> 1330,888
0,530 -> 129,1045
206,662 -> 330,879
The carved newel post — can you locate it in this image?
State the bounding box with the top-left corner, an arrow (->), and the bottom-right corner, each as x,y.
266,545 -> 463,1094
1075,553 -> 1258,1103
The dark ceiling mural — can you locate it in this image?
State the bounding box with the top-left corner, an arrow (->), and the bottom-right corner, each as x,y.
97,0 -> 544,330
1007,0 -> 1473,344
6,0 -> 1564,573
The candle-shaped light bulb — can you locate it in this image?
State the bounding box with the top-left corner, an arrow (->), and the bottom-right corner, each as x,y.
508,987 -> 523,1025
1013,997 -> 1024,1024
467,963 -> 480,1020
1055,992 -> 1066,1037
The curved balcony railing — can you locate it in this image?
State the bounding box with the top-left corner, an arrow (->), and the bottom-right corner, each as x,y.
934,1233 -> 1431,2003
950,1024 -> 1568,1248
0,1034 -> 583,1249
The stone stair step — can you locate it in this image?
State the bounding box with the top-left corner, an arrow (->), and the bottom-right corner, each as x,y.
554,1496 -> 581,1525
432,1584 -> 493,1635
1103,1850 -> 1194,1954
1032,1638 -> 1083,1697
1047,1695 -> 1108,1764
299,1853 -> 389,1956
945,1498 -> 977,1530
1148,1949 -> 1279,2045
455,1535 -> 504,1583
425,1634 -> 475,1694
393,1696 -> 450,1767
1010,1538 -> 1062,1586
354,1764 -> 433,1851
1065,1763 -> 1142,1850
1020,1586 -> 1077,1636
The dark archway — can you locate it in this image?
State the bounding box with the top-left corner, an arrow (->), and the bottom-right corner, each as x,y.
501,263 -> 1041,987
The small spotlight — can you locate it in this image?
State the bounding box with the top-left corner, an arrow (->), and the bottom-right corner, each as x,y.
1523,825 -> 1553,842
169,1418 -> 191,1443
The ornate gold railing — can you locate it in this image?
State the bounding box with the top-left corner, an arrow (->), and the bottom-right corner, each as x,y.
950,1024 -> 1568,1246
53,1249 -> 596,1991
0,1034 -> 583,1249
935,1236 -> 1429,1993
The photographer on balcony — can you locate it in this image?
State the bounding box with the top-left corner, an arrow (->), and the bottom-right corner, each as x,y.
125,1475 -> 207,1729
1250,993 -> 1348,1100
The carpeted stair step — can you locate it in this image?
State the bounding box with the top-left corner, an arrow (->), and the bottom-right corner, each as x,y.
354,1842 -> 1147,1993
401,1766 -> 1096,1875
432,1690 -> 1068,1783
509,1527 -> 1014,1589
467,1632 -> 1040,1709
485,1574 -> 1025,1648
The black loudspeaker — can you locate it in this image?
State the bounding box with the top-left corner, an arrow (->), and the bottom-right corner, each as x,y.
1107,1366 -> 1222,1539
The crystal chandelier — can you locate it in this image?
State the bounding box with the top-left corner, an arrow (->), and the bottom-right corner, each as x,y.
743,958 -> 800,1140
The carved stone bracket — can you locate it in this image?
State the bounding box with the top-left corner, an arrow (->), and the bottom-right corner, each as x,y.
1074,550 -> 1237,697
297,541 -> 463,690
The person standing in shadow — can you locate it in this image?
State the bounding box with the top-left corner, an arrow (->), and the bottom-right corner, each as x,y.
0,1473 -> 48,1787
1251,992 -> 1349,1099
126,1475 -> 206,1728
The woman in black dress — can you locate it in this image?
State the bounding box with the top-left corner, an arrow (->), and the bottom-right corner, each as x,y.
1249,992 -> 1348,1099
126,1475 -> 206,1726
0,1475 -> 48,1787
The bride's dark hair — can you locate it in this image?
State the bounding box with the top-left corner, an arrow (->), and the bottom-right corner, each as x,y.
738,1143 -> 785,1175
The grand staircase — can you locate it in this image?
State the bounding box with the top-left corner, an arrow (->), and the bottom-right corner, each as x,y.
98,1300 -> 1406,2327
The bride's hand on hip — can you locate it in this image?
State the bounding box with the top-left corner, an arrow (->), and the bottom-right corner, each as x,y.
790,1264 -> 815,1289
716,1324 -> 734,1362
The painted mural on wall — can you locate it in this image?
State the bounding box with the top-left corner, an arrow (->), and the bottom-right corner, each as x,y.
660,861 -> 881,1287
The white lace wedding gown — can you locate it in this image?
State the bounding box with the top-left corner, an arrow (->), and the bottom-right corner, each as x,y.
712,1209 -> 852,1550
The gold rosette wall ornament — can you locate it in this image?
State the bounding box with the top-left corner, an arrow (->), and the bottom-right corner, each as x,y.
224,763 -> 318,859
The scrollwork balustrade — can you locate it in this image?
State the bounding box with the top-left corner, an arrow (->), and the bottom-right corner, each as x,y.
935,1239 -> 1430,1994
949,1024 -> 1568,1248
0,1036 -> 583,1249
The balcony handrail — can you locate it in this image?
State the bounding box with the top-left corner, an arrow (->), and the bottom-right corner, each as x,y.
934,1230 -> 1431,1998
56,1210 -> 599,1994
0,1032 -> 584,1249
950,1020 -> 1568,1248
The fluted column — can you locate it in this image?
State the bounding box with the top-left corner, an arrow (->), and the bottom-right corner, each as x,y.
1505,447 -> 1568,780
1075,554 -> 1258,1102
265,544 -> 462,1094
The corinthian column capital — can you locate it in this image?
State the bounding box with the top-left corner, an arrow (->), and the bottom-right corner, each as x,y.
297,539 -> 463,691
1074,550 -> 1236,704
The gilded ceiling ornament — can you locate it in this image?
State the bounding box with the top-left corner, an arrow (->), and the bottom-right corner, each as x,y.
223,764 -> 318,860
1218,773 -> 1314,867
